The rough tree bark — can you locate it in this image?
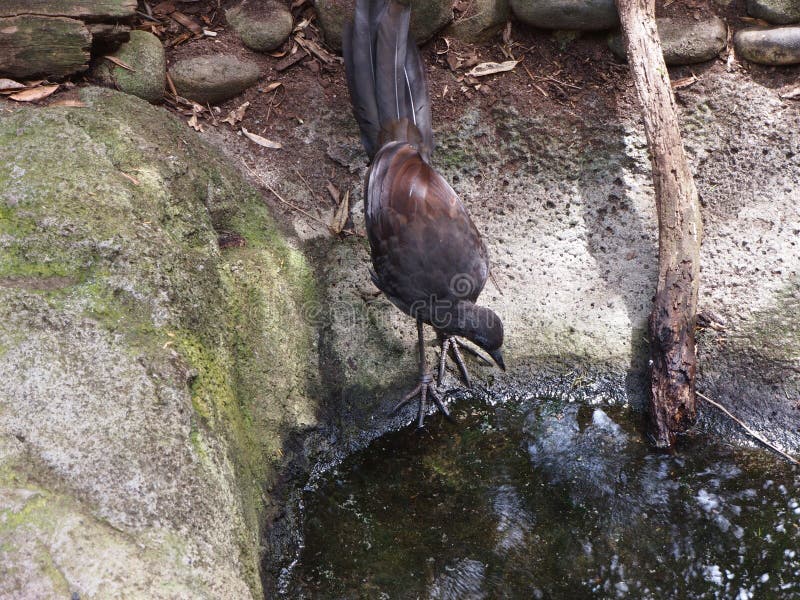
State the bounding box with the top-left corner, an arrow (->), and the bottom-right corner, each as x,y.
615,0 -> 703,448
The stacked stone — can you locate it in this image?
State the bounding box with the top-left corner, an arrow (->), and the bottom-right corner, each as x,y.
312,0 -> 799,69
735,0 -> 800,65
314,0 -> 727,67
0,0 -> 296,105
509,0 -> 728,66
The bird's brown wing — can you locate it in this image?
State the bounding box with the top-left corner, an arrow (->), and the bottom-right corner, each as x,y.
366,142 -> 489,320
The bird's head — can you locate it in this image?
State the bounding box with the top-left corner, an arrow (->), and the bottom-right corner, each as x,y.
442,302 -> 505,371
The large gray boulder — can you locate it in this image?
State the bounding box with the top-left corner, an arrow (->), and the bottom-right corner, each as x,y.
0,87 -> 319,598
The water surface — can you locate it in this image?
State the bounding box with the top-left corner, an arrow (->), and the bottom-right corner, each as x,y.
281,393 -> 800,599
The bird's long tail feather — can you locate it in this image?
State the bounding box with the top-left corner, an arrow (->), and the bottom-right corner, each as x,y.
343,0 -> 433,162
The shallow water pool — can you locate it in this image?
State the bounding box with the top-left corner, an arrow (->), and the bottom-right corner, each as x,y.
279,393 -> 800,599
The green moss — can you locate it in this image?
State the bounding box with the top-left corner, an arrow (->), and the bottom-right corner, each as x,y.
0,205 -> 35,237
436,140 -> 475,170
176,332 -> 235,426
0,493 -> 48,532
0,255 -> 79,279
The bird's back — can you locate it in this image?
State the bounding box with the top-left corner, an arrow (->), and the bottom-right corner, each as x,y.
365,142 -> 489,322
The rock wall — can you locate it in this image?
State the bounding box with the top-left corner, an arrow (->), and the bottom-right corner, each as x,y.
268,59 -> 800,455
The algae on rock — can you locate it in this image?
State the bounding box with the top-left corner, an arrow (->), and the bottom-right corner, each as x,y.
0,87 -> 318,598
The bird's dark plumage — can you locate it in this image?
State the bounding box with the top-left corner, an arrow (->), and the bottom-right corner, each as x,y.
343,0 -> 505,424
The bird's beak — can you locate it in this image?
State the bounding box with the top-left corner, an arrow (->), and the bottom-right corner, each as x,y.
489,349 -> 506,371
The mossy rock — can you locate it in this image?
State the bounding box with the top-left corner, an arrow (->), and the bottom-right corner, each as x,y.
91,30 -> 166,102
0,87 -> 318,598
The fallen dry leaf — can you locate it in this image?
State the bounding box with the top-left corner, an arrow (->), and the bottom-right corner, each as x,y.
330,189 -> 350,235
739,16 -> 771,26
446,54 -> 460,71
221,101 -> 250,126
168,31 -> 193,47
671,74 -> 698,89
460,52 -> 481,70
502,21 -> 513,46
0,78 -> 25,92
780,85 -> 800,100
262,81 -> 283,94
171,11 -> 203,34
242,127 -> 282,149
326,181 -> 339,203
467,60 -> 518,78
275,50 -> 306,72
103,55 -> 136,71
9,84 -> 59,102
293,17 -> 311,32
188,112 -> 203,132
295,35 -> 337,65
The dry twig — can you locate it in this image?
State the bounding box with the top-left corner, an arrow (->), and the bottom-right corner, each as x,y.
697,391 -> 799,466
242,161 -> 330,229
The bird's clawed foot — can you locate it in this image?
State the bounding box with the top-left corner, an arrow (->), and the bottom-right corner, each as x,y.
392,373 -> 453,428
438,336 -> 491,388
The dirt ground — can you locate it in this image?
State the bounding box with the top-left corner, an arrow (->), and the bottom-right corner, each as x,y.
79,0 -> 799,236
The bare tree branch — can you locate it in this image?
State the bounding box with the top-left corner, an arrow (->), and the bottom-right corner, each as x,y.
615,0 -> 703,448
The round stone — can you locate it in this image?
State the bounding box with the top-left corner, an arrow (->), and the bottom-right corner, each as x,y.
747,0 -> 800,25
226,0 -> 293,52
608,17 -> 727,66
91,30 -> 166,103
734,26 -> 800,65
447,0 -> 511,43
510,0 -> 618,31
169,55 -> 261,104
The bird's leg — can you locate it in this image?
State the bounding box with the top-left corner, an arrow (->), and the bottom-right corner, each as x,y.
392,318 -> 452,426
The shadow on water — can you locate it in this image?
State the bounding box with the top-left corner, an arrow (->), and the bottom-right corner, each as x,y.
276,389 -> 799,599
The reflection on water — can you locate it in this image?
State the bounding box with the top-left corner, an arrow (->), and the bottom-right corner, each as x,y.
281,393 -> 800,599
